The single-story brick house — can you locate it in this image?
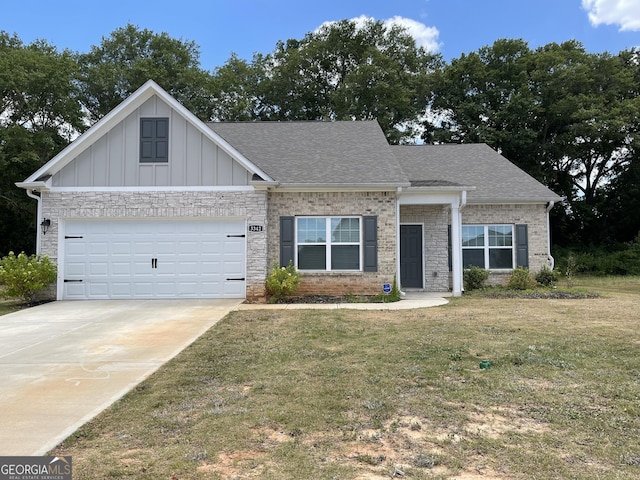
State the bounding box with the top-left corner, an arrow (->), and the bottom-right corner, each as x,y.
18,80 -> 561,301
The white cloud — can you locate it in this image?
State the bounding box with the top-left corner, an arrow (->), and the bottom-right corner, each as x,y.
318,15 -> 441,53
582,0 -> 640,31
384,16 -> 441,53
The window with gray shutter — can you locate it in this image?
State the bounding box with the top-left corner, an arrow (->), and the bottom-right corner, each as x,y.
140,118 -> 169,163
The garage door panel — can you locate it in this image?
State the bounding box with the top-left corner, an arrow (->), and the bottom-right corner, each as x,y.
155,282 -> 178,297
111,241 -> 132,255
65,242 -> 87,256
89,262 -> 108,276
63,219 -> 246,299
65,262 -> 86,276
64,282 -> 86,298
177,261 -> 199,274
133,260 -> 153,275
87,281 -> 110,297
111,262 -> 132,276
134,241 -> 154,255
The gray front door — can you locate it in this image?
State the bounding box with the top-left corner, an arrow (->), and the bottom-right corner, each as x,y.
400,225 -> 423,288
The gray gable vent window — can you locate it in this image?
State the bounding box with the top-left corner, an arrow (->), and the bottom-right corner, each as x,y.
140,118 -> 169,163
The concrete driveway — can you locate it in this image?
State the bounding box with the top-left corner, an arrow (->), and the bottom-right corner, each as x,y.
0,299 -> 241,456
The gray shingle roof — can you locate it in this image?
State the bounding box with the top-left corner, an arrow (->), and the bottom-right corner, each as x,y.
208,120 -> 408,186
393,144 -> 562,203
208,120 -> 560,203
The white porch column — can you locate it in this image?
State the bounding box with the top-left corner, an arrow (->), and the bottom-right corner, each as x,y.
451,201 -> 463,296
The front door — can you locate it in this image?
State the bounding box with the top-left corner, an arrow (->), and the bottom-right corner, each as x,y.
400,225 -> 423,288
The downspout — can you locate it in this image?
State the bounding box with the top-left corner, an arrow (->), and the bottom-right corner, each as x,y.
396,187 -> 404,296
546,201 -> 555,269
26,189 -> 43,253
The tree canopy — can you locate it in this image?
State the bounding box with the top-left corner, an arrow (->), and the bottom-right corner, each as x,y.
1,23 -> 638,256
76,24 -> 214,122
426,39 -> 640,245
211,19 -> 441,143
0,33 -> 84,254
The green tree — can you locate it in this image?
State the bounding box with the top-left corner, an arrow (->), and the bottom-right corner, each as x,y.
209,53 -> 267,121
425,39 -> 540,175
251,19 -> 441,143
427,39 -> 640,247
0,32 -> 84,255
76,24 -> 214,121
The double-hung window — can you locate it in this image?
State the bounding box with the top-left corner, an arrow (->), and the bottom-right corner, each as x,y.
296,217 -> 361,270
462,225 -> 514,269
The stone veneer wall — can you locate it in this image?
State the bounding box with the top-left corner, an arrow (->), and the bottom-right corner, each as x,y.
267,191 -> 398,296
40,190 -> 268,301
462,203 -> 551,286
399,205 -> 451,292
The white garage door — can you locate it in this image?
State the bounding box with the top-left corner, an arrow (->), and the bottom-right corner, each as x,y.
62,219 -> 246,299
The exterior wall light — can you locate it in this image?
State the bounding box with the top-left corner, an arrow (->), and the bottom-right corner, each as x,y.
40,218 -> 51,235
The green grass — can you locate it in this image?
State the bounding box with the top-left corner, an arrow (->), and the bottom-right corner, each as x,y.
50,277 -> 640,479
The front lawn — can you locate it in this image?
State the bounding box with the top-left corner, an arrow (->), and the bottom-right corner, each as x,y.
51,277 -> 640,479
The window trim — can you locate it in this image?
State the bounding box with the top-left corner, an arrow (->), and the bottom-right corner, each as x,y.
295,216 -> 363,271
462,224 -> 515,270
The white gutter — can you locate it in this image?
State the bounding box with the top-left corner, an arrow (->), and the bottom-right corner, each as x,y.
546,201 -> 555,269
25,189 -> 43,253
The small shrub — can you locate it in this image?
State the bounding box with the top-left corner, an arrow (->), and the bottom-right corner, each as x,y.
536,265 -> 560,287
0,251 -> 57,304
464,266 -> 489,291
265,262 -> 300,303
507,267 -> 537,290
565,254 -> 577,287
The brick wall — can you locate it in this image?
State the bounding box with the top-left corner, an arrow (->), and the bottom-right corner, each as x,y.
462,203 -> 551,285
266,191 -> 398,296
40,190 -> 268,300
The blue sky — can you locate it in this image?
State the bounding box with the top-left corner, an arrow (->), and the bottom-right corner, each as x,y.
1,0 -> 639,69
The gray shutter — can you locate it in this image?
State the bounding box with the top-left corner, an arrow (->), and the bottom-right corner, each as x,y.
140,118 -> 168,162
363,216 -> 377,272
280,216 -> 295,267
515,224 -> 529,268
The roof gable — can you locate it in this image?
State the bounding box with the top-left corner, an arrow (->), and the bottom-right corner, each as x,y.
19,80 -> 273,189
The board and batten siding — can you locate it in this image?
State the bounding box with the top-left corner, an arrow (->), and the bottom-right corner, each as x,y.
52,95 -> 251,187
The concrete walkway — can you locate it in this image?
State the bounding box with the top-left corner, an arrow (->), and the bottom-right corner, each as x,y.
0,299 -> 241,456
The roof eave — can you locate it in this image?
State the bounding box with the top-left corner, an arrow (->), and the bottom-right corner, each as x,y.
468,196 -> 563,204
273,182 -> 410,191
403,185 -> 477,192
15,181 -> 51,191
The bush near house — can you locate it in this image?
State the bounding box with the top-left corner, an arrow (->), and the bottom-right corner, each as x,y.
463,266 -> 489,291
507,267 -> 538,290
535,265 -> 560,286
0,252 -> 57,304
265,262 -> 301,303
